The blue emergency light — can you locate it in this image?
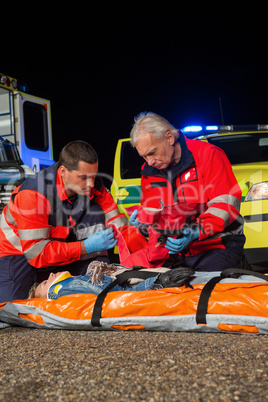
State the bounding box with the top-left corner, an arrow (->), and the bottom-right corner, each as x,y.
182,125 -> 220,133
181,125 -> 268,139
182,125 -> 203,133
205,125 -> 219,131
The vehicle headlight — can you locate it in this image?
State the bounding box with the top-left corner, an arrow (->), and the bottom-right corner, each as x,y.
245,182 -> 268,201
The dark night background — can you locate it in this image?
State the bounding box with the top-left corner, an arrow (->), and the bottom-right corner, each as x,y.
1,6 -> 267,185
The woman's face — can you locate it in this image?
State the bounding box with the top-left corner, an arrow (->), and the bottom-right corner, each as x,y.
35,272 -> 63,298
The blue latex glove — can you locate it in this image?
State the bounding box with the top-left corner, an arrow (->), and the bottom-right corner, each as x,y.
129,209 -> 139,228
84,228 -> 118,254
165,227 -> 200,254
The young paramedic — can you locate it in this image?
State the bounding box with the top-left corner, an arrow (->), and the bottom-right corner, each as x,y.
129,112 -> 245,271
0,140 -> 147,302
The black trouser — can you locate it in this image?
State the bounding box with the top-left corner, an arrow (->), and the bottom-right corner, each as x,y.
173,248 -> 243,272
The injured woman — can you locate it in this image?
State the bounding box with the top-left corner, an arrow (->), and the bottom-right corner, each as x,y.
28,261 -> 194,299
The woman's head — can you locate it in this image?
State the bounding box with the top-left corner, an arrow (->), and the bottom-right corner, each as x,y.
28,272 -> 64,299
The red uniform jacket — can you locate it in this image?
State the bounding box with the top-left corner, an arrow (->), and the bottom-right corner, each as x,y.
139,135 -> 244,256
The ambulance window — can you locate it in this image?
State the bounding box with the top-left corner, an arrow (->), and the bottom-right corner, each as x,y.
207,133 -> 268,164
121,141 -> 144,180
23,101 -> 48,151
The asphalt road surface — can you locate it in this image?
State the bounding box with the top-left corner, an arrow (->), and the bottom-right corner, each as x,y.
1,327 -> 268,401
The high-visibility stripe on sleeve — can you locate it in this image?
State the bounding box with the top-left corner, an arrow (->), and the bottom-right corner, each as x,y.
18,228 -> 51,241
24,239 -> 51,261
104,207 -> 129,228
207,194 -> 240,211
0,209 -> 22,252
202,207 -> 230,226
4,205 -> 15,225
105,209 -> 129,224
107,215 -> 129,229
104,209 -> 119,221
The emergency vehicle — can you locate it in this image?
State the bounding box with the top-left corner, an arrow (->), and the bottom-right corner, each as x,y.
0,72 -> 54,211
111,125 -> 268,270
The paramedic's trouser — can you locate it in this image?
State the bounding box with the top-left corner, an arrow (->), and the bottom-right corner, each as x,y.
0,255 -> 36,303
173,248 -> 242,271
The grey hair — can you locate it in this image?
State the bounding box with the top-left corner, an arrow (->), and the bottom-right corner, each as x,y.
130,112 -> 179,146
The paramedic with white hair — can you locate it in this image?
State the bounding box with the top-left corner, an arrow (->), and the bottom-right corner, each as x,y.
129,112 -> 245,271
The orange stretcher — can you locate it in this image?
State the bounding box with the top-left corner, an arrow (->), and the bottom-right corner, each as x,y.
0,268 -> 268,334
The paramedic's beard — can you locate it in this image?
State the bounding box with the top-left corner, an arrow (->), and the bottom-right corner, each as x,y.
74,187 -> 92,197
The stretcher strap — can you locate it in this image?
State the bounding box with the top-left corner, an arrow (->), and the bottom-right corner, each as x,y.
196,269 -> 268,325
91,270 -> 159,327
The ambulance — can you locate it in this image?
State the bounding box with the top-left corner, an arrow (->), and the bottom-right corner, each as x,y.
0,72 -> 54,211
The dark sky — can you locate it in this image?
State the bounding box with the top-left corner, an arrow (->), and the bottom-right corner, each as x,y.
1,8 -> 267,179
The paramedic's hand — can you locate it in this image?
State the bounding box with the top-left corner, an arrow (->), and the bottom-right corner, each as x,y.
165,227 -> 200,254
84,228 -> 118,254
130,209 -> 140,228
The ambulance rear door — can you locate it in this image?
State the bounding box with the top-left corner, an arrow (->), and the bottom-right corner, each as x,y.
15,92 -> 54,171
